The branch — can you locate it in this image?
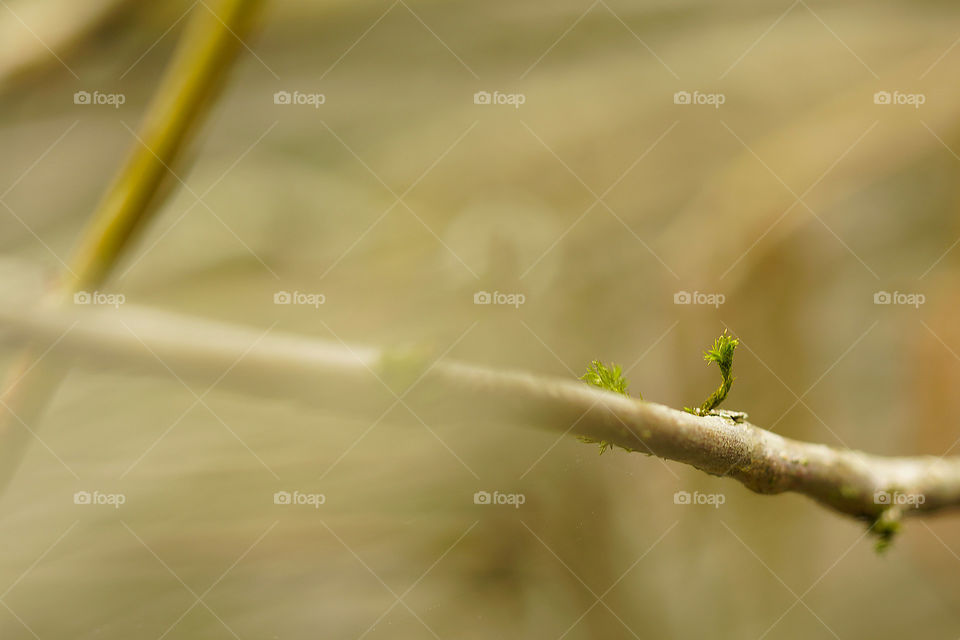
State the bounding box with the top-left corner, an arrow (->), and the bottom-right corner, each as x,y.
2,303 -> 959,533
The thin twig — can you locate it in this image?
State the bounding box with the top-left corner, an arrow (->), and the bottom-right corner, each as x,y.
3,302 -> 959,527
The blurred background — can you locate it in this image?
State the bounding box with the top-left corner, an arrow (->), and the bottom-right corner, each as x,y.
1,0 -> 960,637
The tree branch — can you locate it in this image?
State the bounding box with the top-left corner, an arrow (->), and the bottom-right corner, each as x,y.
2,302 -> 959,530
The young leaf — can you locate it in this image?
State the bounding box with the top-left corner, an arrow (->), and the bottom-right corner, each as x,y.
578,360 -> 638,454
687,331 -> 739,416
579,360 -> 632,397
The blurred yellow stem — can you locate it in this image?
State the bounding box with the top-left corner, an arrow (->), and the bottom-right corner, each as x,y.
66,0 -> 265,293
0,0 -> 265,494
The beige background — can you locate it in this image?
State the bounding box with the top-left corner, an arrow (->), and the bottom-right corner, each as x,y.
1,0 -> 960,637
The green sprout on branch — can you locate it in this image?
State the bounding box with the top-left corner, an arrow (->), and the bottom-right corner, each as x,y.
577,334 -> 905,554
872,509 -> 902,554
577,331 -> 744,454
580,360 -> 632,397
577,360 -> 638,454
686,331 -> 739,417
